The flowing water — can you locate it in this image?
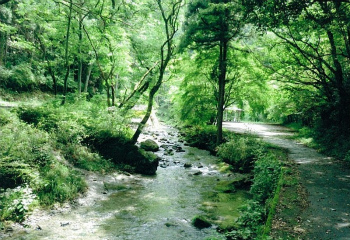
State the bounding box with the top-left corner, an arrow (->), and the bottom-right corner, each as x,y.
2,125 -> 249,240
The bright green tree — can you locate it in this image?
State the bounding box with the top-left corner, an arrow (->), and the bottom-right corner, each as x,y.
181,0 -> 245,145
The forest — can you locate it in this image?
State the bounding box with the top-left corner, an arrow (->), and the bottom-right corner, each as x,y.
0,0 -> 350,239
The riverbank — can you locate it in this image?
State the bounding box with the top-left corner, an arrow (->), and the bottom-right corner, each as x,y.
1,125 -> 247,240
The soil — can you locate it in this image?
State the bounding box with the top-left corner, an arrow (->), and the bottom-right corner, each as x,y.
223,122 -> 350,240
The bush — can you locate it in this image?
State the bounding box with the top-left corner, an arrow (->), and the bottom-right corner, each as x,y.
0,66 -> 12,88
250,153 -> 282,203
181,125 -> 219,153
5,64 -> 38,92
0,108 -> 13,126
36,162 -> 86,205
0,111 -> 87,221
217,136 -> 262,173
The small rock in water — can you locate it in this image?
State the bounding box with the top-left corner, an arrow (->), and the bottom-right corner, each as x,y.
197,163 -> 203,168
60,222 -> 70,227
193,171 -> 202,175
184,163 -> 192,168
160,163 -> 168,168
174,160 -> 180,164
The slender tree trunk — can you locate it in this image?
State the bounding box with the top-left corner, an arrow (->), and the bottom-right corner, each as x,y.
111,85 -> 115,106
62,0 -> 73,105
78,19 -> 83,95
131,0 -> 182,144
48,64 -> 57,96
106,84 -> 111,106
131,77 -> 163,144
84,63 -> 93,93
216,40 -> 228,145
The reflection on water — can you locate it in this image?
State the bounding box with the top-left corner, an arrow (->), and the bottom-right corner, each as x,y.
4,127 -> 249,240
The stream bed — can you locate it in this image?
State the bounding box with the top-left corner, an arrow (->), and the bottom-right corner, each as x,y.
2,125 -> 249,240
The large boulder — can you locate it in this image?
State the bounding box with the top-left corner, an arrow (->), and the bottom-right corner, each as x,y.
140,139 -> 159,152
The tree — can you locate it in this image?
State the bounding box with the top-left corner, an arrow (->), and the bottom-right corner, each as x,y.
131,0 -> 183,144
182,0 -> 244,145
243,0 -> 350,133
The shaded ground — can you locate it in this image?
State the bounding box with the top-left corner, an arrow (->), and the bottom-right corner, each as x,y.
224,122 -> 350,240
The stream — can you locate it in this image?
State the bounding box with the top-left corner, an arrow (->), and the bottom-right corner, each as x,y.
2,125 -> 249,240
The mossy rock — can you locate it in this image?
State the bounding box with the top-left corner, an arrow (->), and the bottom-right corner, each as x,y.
127,149 -> 159,175
87,136 -> 159,175
140,139 -> 159,152
192,216 -> 212,229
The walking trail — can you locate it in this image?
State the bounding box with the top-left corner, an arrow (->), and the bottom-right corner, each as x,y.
224,122 -> 350,240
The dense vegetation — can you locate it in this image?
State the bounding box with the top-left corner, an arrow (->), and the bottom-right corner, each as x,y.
1,0 -> 349,238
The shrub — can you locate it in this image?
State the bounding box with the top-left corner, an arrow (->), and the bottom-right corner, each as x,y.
181,125 -> 218,153
35,162 -> 86,205
0,108 -> 13,126
217,136 -> 262,173
0,112 -> 87,220
6,64 -> 38,92
250,153 -> 282,203
0,66 -> 12,88
17,106 -> 51,127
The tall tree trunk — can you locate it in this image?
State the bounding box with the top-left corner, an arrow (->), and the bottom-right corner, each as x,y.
62,0 -> 73,105
111,85 -> 115,106
48,64 -> 57,96
84,63 -> 93,93
78,19 -> 83,95
216,40 -> 228,145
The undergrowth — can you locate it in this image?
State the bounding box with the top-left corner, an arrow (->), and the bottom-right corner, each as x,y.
0,109 -> 87,223
0,94 -> 135,225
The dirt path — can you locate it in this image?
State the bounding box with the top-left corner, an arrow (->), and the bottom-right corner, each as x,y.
223,122 -> 350,240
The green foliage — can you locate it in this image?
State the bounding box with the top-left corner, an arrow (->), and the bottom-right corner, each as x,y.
216,135 -> 284,239
0,108 -> 87,222
36,162 -> 86,205
0,108 -> 12,126
235,201 -> 266,237
15,96 -> 133,170
217,136 -> 262,173
181,125 -> 219,153
250,153 -> 282,203
0,64 -> 41,92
